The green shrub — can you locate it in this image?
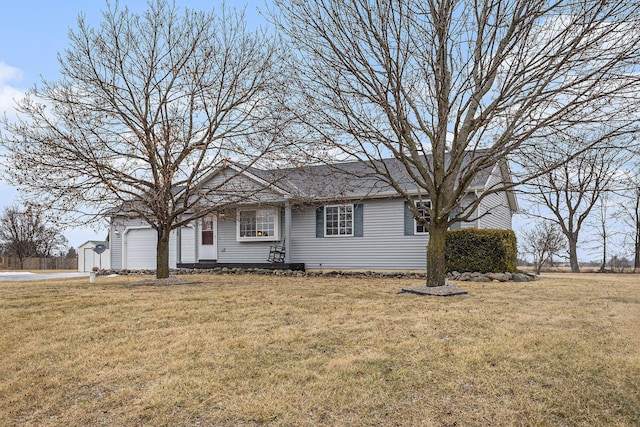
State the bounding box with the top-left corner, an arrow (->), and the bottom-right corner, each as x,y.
445,229 -> 517,273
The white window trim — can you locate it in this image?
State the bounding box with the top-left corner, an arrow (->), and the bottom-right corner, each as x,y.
324,204 -> 354,237
414,200 -> 431,235
236,207 -> 280,242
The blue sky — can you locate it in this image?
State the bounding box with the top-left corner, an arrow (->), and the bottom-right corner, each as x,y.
0,1 -> 266,249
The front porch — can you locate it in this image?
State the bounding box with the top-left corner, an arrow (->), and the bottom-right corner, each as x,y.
176,261 -> 305,271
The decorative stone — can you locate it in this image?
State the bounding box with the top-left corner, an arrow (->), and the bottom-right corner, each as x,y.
102,266 -> 540,284
513,273 -> 531,282
401,283 -> 468,297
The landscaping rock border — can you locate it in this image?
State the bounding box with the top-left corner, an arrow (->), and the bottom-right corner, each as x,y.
447,270 -> 539,282
97,268 -> 539,282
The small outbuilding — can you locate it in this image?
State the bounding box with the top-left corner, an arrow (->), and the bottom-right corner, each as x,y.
78,240 -> 111,272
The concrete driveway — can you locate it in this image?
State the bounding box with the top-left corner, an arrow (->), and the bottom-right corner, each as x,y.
0,272 -> 91,282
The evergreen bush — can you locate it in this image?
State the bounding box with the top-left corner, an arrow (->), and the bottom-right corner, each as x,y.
445,229 -> 517,273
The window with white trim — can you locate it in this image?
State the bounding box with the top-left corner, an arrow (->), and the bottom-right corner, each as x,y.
237,208 -> 279,241
325,204 -> 353,236
201,216 -> 215,245
415,201 -> 431,234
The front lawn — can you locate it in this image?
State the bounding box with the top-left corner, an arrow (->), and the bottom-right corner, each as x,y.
1,273 -> 638,425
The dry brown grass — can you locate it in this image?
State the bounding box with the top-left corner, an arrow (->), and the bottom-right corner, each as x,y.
1,272 -> 639,426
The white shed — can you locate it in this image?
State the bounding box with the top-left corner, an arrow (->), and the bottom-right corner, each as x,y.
78,240 -> 111,272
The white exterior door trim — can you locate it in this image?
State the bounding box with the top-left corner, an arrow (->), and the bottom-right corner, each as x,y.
198,216 -> 217,261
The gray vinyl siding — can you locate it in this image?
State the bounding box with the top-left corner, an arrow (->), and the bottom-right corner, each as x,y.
177,208 -> 285,263
291,198 -> 430,271
478,192 -> 511,229
110,228 -> 123,269
169,231 -> 177,269
110,217 -> 148,269
197,167 -> 283,204
477,166 -> 512,230
458,193 -> 479,230
215,208 -> 286,263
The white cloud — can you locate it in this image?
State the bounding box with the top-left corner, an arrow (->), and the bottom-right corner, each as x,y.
0,62 -> 23,82
0,61 -> 25,120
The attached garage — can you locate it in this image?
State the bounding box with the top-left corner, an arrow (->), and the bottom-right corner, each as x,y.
180,226 -> 196,263
124,228 -> 156,269
123,227 -> 177,270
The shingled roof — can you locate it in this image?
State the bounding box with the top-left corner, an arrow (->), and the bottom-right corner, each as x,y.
243,150 -> 499,201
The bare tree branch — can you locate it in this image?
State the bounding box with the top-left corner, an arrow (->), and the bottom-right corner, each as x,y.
520,132 -> 631,272
1,1 -> 293,278
273,0 -> 640,286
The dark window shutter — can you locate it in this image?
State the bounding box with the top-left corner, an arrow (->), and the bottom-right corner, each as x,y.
316,206 -> 325,238
404,201 -> 414,235
354,203 -> 363,237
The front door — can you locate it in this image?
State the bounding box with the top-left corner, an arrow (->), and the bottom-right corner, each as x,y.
198,216 -> 217,261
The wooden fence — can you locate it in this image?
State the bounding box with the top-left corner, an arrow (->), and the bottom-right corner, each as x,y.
0,256 -> 78,271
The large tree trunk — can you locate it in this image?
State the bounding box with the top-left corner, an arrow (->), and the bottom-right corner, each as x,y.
426,222 -> 448,287
568,235 -> 580,273
156,227 -> 170,279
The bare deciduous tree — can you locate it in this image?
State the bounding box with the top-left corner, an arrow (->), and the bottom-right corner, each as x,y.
630,186 -> 640,272
1,1 -> 291,278
592,193 -> 613,273
521,136 -> 629,273
615,170 -> 640,272
273,0 -> 640,287
520,220 -> 566,275
0,205 -> 69,269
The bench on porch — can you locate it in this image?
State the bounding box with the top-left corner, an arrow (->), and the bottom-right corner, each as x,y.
267,239 -> 286,263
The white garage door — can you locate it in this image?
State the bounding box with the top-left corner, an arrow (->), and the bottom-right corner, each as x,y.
125,228 -> 157,270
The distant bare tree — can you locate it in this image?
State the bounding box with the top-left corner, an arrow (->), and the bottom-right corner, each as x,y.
608,255 -> 632,273
0,205 -> 69,269
521,220 -> 566,275
591,193 -> 614,273
1,1 -> 291,278
273,0 -> 640,286
629,186 -> 640,272
615,169 -> 640,272
522,135 -> 629,273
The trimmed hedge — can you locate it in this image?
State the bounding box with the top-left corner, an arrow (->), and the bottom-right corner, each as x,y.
445,229 -> 517,273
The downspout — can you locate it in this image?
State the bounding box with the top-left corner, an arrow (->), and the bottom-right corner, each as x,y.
285,200 -> 292,264
474,188 -> 481,228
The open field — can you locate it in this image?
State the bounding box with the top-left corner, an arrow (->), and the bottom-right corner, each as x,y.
1,273 -> 639,426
